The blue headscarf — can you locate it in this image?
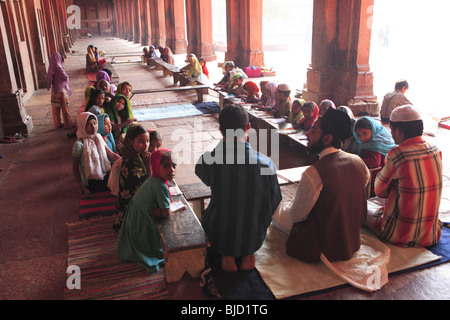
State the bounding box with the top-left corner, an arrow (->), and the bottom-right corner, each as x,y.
353,116 -> 396,157
96,114 -> 117,154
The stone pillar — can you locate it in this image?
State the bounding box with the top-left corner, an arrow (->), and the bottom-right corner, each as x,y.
150,0 -> 166,47
225,0 -> 264,67
133,0 -> 141,43
0,6 -> 32,136
140,0 -> 151,46
185,0 -> 216,61
302,0 -> 376,106
164,0 -> 187,54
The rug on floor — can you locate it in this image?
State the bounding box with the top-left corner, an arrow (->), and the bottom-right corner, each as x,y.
210,184 -> 450,300
64,215 -> 170,300
79,191 -> 118,220
133,102 -> 220,122
131,95 -> 186,106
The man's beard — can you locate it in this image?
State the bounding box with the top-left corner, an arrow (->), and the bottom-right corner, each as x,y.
306,139 -> 325,157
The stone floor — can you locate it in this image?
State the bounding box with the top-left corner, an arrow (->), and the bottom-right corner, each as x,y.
0,36 -> 450,300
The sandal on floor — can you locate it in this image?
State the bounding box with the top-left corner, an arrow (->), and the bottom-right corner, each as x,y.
0,137 -> 17,143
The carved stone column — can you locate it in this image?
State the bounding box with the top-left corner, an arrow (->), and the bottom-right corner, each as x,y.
302,0 -> 376,107
164,0 -> 187,54
140,0 -> 151,46
150,0 -> 166,47
185,0 -> 216,61
225,0 -> 264,67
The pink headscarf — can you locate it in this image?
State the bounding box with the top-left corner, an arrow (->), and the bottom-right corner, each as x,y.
150,149 -> 173,200
47,52 -> 72,95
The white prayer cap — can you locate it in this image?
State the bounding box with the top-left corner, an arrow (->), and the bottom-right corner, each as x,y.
390,105 -> 422,122
277,83 -> 291,92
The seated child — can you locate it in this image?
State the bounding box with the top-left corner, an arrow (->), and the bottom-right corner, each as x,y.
255,82 -> 278,111
116,149 -> 176,272
319,99 -> 336,116
117,81 -> 133,101
195,104 -> 282,272
215,61 -> 236,90
353,116 -> 396,197
97,114 -> 117,155
270,83 -> 291,118
199,58 -> 209,79
295,101 -> 319,132
84,88 -> 106,115
251,81 -> 269,106
288,99 -> 306,126
95,79 -> 114,103
243,81 -> 260,103
228,73 -> 247,97
145,130 -> 163,175
113,125 -> 151,231
72,112 -> 120,198
105,94 -> 137,151
116,81 -> 134,117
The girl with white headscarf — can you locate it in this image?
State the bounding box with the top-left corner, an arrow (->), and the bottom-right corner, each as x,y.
72,112 -> 120,198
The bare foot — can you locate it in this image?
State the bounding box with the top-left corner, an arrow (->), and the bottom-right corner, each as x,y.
221,256 -> 238,272
240,254 -> 255,271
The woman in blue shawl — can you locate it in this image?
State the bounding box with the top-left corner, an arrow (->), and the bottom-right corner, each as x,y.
353,116 -> 396,197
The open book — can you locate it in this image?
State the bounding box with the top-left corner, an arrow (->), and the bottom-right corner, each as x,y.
170,200 -> 187,213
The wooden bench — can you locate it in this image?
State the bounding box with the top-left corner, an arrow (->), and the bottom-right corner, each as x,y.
147,58 -> 182,85
130,85 -> 210,103
156,182 -> 210,283
108,53 -> 143,63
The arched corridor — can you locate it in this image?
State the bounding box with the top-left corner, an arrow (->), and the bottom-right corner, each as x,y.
1,1 -> 450,302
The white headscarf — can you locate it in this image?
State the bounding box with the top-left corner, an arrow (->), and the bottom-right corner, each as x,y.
265,82 -> 278,108
77,112 -> 111,180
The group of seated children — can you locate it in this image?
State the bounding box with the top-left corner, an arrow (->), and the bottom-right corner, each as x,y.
229,73 -> 398,197
86,45 -> 107,73
72,106 -> 173,272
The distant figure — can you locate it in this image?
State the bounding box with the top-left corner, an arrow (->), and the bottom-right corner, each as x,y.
380,80 -> 412,123
47,52 -> 73,129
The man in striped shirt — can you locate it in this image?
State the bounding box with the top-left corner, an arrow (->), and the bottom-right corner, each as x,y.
366,105 -> 443,247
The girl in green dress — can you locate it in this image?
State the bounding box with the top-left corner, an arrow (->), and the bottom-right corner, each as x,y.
116,149 -> 176,272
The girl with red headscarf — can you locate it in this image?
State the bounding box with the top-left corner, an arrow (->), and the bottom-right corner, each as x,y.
296,101 -> 319,132
116,149 -> 176,272
243,81 -> 260,103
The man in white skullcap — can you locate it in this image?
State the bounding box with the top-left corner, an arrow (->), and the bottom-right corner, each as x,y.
270,83 -> 292,118
272,108 -> 370,263
365,105 -> 444,247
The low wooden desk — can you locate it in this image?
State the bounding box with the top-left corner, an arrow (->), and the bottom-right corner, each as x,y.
179,166 -> 310,216
156,183 -> 210,283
